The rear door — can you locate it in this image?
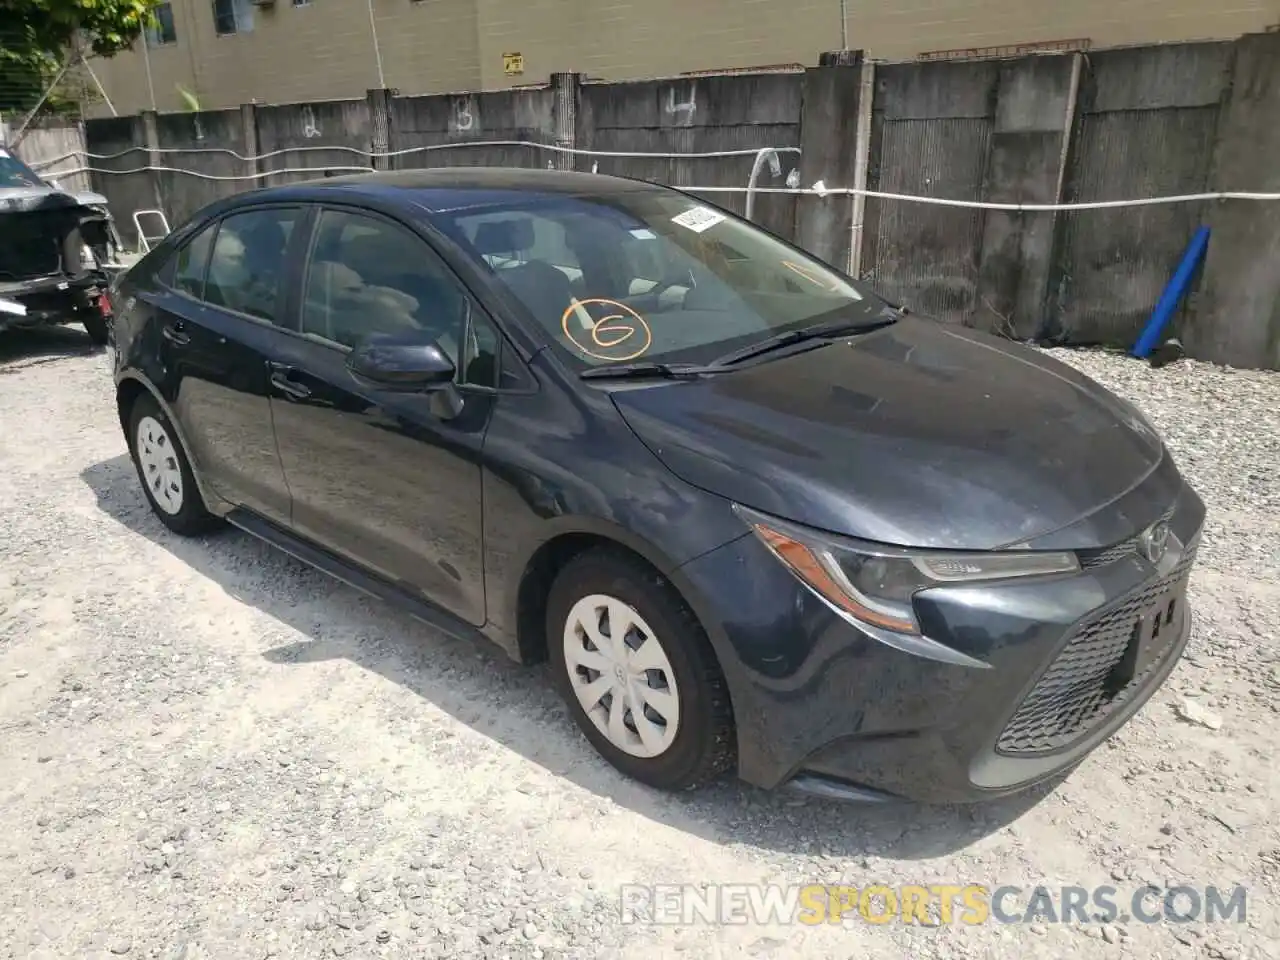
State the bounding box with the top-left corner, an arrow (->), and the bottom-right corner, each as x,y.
153,205 -> 307,524
266,206 -> 497,626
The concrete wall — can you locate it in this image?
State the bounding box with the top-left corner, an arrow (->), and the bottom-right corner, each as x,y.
9,123 -> 92,195
83,36 -> 1280,369
1045,43 -> 1231,345
1191,31 -> 1280,368
84,116 -> 158,249
860,59 -> 1000,325
391,88 -> 557,171
576,73 -> 804,240
88,0 -> 1280,115
255,99 -> 373,186
154,108 -> 246,226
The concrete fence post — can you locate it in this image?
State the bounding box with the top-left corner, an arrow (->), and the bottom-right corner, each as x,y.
794,49 -> 865,272
240,101 -> 263,189
1187,31 -> 1280,369
367,87 -> 395,171
550,72 -> 580,171
141,109 -> 165,213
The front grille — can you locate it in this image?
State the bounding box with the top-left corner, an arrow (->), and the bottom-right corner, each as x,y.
1077,505 -> 1175,570
996,537 -> 1199,756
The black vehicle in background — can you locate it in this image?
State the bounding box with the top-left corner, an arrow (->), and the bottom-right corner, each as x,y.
107,168 -> 1204,804
0,144 -> 117,344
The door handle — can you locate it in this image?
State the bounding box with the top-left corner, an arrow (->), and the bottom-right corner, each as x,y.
268,368 -> 312,401
161,321 -> 190,346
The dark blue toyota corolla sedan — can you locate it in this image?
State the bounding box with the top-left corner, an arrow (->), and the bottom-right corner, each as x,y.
108,168 -> 1205,803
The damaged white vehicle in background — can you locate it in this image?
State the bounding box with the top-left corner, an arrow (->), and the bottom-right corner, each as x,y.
0,144 -> 124,344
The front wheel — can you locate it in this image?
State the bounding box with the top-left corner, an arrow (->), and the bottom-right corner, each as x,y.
547,548 -> 736,791
126,393 -> 221,537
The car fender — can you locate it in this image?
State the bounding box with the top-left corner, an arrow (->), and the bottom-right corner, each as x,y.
115,369 -> 228,514
498,510 -> 748,669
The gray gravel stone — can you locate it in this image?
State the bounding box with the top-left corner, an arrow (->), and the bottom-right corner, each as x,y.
0,336 -> 1276,960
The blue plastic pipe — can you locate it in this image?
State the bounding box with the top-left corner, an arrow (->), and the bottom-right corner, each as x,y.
1132,225 -> 1211,358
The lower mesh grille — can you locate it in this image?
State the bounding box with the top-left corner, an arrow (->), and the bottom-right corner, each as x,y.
996,538 -> 1199,756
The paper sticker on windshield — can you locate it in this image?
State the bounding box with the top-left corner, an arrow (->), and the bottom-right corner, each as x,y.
671,206 -> 725,234
629,228 -> 656,240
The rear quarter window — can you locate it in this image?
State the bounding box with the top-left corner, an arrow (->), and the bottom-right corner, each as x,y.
171,224 -> 218,299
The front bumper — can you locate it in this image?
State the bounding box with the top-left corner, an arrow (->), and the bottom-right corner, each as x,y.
678,479 -> 1206,804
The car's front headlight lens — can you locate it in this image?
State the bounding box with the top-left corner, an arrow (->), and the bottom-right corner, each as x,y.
736,506 -> 1079,635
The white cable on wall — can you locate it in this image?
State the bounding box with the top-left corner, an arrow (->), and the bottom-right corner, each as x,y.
30,141 -> 802,167
30,139 -> 1280,211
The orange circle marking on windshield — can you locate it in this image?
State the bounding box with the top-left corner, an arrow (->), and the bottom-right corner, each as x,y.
782,260 -> 840,291
561,298 -> 653,362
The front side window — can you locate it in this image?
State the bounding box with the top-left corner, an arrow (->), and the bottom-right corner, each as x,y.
204,207 -> 297,323
433,189 -> 880,369
300,210 -> 469,362
212,0 -> 254,36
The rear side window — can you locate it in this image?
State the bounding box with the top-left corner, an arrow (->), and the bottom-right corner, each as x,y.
300,209 -> 468,353
204,207 -> 298,324
171,224 -> 216,298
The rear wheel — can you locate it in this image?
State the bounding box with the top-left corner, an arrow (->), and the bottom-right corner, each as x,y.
126,394 -> 221,536
547,548 -> 736,791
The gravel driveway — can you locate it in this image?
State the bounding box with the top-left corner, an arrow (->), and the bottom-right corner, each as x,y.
1,326 -> 1276,960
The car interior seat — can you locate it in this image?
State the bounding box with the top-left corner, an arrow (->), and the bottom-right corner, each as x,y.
473,220 -> 576,336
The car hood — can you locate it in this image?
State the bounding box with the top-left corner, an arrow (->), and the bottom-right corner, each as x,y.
610,318 -> 1176,550
0,184 -> 90,213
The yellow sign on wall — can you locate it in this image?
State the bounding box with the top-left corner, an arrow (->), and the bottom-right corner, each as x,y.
503,52 -> 525,76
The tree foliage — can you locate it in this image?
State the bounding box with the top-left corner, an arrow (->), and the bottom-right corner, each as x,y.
0,0 -> 162,114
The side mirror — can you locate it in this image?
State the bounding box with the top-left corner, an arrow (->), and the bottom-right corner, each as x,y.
346,333 -> 456,392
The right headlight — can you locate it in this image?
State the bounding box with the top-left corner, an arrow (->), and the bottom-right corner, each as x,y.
734,505 -> 1079,636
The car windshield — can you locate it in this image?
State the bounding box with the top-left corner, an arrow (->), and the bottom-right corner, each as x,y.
0,147 -> 45,188
433,188 -> 884,368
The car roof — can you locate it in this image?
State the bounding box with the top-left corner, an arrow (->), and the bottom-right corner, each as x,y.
237,167 -> 666,216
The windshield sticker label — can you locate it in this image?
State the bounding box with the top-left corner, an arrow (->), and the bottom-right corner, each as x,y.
671,206 -> 725,234
629,228 -> 657,240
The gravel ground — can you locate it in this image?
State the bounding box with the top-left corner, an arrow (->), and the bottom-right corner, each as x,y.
0,326 -> 1276,960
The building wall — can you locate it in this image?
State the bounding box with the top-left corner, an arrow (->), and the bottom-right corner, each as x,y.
91,0 -> 1279,114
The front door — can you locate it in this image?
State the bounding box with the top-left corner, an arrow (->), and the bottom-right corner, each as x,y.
157,205 -> 305,524
268,207 -> 497,626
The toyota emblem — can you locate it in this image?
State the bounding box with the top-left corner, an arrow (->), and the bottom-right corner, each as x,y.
1140,519 -> 1171,564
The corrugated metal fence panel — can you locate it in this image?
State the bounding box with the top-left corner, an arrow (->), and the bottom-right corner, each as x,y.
861,116 -> 992,324
1048,107 -> 1219,346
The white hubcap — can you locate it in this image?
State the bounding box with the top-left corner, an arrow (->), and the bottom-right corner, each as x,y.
563,594 -> 680,758
135,415 -> 184,515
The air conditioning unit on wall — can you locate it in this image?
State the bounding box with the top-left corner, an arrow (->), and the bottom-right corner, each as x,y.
251,0 -> 276,8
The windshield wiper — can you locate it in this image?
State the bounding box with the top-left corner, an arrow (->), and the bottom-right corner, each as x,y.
579,361 -> 724,381
709,314 -> 900,367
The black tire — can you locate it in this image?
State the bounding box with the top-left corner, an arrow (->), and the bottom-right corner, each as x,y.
547,548 -> 736,791
82,312 -> 110,346
126,393 -> 222,537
